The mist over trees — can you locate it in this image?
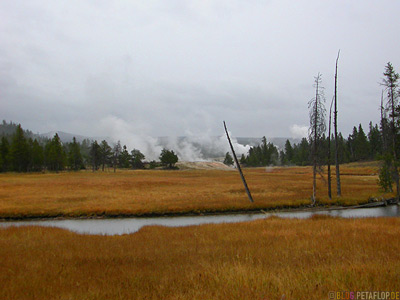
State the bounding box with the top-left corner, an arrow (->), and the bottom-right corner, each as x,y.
0,121 -> 164,172
1,62 -> 399,182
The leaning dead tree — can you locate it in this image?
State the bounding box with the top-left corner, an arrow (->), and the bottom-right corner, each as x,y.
334,50 -> 341,197
308,73 -> 326,206
223,121 -> 254,203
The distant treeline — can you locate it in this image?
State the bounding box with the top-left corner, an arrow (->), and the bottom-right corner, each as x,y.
230,122 -> 381,167
0,121 -> 178,172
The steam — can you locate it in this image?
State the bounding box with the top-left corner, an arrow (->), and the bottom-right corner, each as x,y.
290,124 -> 308,139
99,115 -> 251,161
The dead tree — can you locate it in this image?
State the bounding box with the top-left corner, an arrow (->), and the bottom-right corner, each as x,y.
308,73 -> 326,205
223,121 -> 254,203
327,97 -> 334,200
334,50 -> 341,197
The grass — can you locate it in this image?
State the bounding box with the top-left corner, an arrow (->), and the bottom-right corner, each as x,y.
0,162 -> 388,219
1,216 -> 399,299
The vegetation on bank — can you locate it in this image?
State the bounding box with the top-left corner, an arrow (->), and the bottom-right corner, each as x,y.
0,163 -> 385,219
1,217 -> 399,300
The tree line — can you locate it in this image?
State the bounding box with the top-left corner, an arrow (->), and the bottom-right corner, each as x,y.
0,123 -> 178,172
224,61 -> 400,202
222,121 -> 381,168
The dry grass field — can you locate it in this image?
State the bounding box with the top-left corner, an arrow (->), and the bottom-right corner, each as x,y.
1,216 -> 399,299
0,162 -> 387,219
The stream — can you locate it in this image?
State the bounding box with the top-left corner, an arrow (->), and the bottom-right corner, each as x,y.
1,205 -> 399,235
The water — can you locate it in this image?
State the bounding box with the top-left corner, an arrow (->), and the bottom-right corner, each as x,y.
1,205 -> 399,235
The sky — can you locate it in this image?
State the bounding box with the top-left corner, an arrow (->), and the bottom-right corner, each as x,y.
1,0 -> 400,143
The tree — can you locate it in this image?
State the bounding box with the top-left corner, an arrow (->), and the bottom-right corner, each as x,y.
379,62 -> 400,198
44,133 -> 65,172
68,137 -> 83,171
9,124 -> 30,172
99,140 -> 112,171
0,137 -> 10,172
334,50 -> 342,197
89,141 -> 101,172
223,152 -> 234,166
368,122 -> 382,159
30,139 -> 44,172
284,140 -> 294,164
308,73 -> 326,205
354,124 -> 370,161
118,145 -> 131,168
160,149 -> 178,169
131,149 -> 145,169
112,141 -> 122,172
327,97 -> 334,199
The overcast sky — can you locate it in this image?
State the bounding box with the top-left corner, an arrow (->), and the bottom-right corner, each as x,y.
1,0 -> 400,141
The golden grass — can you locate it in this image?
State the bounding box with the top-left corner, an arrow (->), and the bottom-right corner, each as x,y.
1,217 -> 399,299
0,162 -> 387,218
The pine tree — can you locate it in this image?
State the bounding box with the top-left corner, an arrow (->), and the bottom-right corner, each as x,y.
284,140 -> 294,164
118,145 -> 131,168
159,149 -> 178,169
9,124 -> 30,172
223,152 -> 234,166
354,124 -> 370,161
99,140 -> 112,171
89,141 -> 101,171
112,141 -> 122,172
131,149 -> 145,169
379,62 -> 400,197
0,137 -> 9,172
45,134 -> 65,172
30,139 -> 44,172
68,137 -> 83,171
368,122 -> 382,159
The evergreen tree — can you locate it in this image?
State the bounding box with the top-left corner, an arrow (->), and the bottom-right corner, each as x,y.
380,62 -> 400,198
9,124 -> 30,172
89,141 -> 101,171
0,137 -> 9,172
68,137 -> 84,171
30,139 -> 44,172
112,141 -> 122,172
284,140 -> 294,164
223,152 -> 234,166
131,149 -> 145,169
368,122 -> 382,159
99,140 -> 112,171
354,124 -> 370,161
293,138 -> 310,166
118,145 -> 131,168
160,149 -> 178,169
45,133 -> 65,172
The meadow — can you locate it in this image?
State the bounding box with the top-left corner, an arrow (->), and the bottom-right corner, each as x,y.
1,216 -> 399,299
0,162 -> 387,219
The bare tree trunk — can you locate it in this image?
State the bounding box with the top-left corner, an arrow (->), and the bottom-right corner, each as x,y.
389,84 -> 400,199
381,90 -> 387,152
334,50 -> 342,197
327,97 -> 334,200
312,76 -> 319,206
223,121 -> 254,203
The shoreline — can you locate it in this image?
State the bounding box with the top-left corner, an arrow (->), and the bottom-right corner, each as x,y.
0,198 -> 396,222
